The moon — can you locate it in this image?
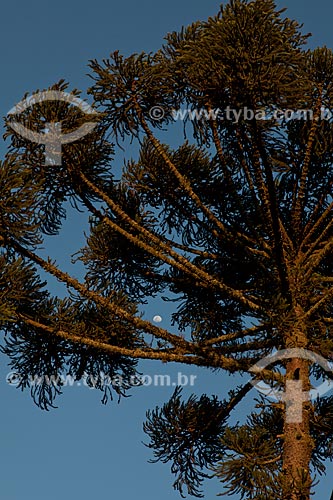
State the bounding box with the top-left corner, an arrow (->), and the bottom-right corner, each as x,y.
153,315 -> 162,323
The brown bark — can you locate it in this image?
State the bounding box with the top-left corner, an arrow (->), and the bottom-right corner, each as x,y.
281,357 -> 314,500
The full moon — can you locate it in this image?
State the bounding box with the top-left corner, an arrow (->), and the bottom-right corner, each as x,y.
153,315 -> 162,323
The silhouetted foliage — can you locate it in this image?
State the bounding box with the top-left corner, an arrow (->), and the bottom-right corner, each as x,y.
1,1 -> 333,498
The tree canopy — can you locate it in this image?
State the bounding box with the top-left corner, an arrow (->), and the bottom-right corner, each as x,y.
1,1 -> 333,498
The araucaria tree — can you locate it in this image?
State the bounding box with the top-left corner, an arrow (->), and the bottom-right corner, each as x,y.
2,1 -> 333,498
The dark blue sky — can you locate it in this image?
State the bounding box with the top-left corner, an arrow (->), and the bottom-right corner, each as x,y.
1,1 -> 333,499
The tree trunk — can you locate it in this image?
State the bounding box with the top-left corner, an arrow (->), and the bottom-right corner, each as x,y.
281,356 -> 314,500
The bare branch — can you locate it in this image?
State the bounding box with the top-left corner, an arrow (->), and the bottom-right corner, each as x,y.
78,176 -> 261,311
292,94 -> 323,231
